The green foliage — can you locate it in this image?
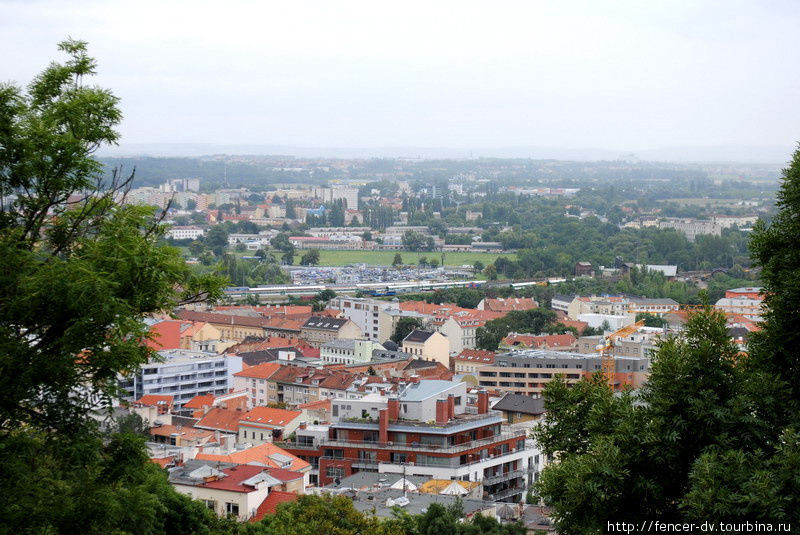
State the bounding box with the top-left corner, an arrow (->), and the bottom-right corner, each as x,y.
391,317 -> 422,343
300,248 -> 321,265
256,494 -> 402,535
534,305 -> 742,533
392,253 -> 403,266
635,312 -> 666,327
476,309 -> 562,350
402,230 -> 435,252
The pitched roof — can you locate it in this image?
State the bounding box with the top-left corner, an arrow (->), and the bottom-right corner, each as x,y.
482,297 -> 539,313
136,394 -> 174,407
251,491 -> 299,521
298,398 -> 331,411
402,329 -> 436,344
492,393 -> 546,415
453,349 -> 496,364
183,394 -> 216,409
234,362 -> 282,379
239,407 -> 302,429
196,442 -> 310,472
195,407 -> 244,433
502,333 -> 576,349
302,317 -> 349,331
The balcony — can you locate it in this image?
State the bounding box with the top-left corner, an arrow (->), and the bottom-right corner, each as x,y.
488,486 -> 525,502
319,430 -> 527,455
482,469 -> 524,486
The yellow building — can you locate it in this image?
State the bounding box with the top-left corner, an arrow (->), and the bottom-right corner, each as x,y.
401,329 -> 450,367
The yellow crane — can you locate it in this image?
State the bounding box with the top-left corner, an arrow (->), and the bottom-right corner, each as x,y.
596,320 -> 646,388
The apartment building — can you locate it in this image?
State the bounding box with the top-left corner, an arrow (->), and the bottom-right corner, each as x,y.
277,381 -> 540,502
477,349 -> 650,395
320,339 -> 386,365
401,329 -> 450,367
119,350 -> 242,408
300,317 -> 362,347
329,296 -> 396,341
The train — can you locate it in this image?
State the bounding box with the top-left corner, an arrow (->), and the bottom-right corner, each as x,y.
223,279 -> 486,298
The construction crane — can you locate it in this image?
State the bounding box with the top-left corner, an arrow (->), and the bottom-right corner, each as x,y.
596,320 -> 646,388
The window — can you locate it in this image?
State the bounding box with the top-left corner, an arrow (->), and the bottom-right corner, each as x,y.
326,466 -> 345,479
225,502 -> 239,516
202,499 -> 216,510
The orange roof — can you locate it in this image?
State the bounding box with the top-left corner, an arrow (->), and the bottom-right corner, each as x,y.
195,407 -> 245,433
150,456 -> 175,468
136,394 -> 174,407
298,398 -> 331,411
453,349 -> 496,363
503,333 -> 576,348
234,362 -> 282,379
251,491 -> 298,521
146,321 -> 186,350
183,394 -> 216,409
149,425 -> 214,442
196,442 -> 310,472
239,407 -> 302,429
481,297 -> 539,313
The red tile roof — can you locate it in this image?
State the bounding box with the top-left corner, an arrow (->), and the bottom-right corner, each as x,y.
453,349 -> 496,363
239,407 -> 302,429
481,297 -> 539,313
195,464 -> 271,493
196,442 -> 310,471
234,362 -> 282,379
195,407 -> 245,433
503,333 -> 577,349
298,398 -> 331,411
183,394 -> 216,409
136,394 -> 174,407
251,491 -> 298,521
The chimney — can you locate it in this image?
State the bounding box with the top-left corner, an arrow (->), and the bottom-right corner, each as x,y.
378,408 -> 389,443
409,375 -> 420,384
447,393 -> 455,420
435,398 -> 448,424
477,390 -> 489,414
387,397 -> 400,421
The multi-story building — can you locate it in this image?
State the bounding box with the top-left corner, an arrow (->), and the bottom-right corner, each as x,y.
300,317 -> 362,347
119,350 -> 242,408
166,226 -> 206,240
452,349 -> 496,375
320,339 -> 386,365
238,406 -> 305,444
329,296 -> 396,341
401,329 -> 450,367
277,380 -> 540,502
234,362 -> 282,407
477,349 -> 650,396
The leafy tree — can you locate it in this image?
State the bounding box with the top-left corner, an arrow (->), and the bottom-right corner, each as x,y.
0,40 -> 226,534
205,224 -> 229,255
635,312 -> 666,327
257,494 -> 401,535
476,309 -> 560,350
428,257 -> 439,268
392,253 -> 403,266
418,256 -> 428,267
473,260 -> 485,272
391,317 -> 422,343
300,248 -> 321,265
402,230 -> 432,251
484,263 -> 498,280
185,198 -> 197,210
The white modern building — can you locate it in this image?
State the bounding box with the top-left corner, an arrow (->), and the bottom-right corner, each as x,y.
330,296 -> 398,341
320,339 -> 386,365
119,350 -> 242,408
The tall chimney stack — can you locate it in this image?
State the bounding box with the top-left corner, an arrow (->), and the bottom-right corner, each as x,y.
378,408 -> 389,443
477,389 -> 489,414
435,398 -> 448,424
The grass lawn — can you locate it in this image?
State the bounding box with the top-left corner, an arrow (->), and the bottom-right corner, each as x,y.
310,249 -> 514,267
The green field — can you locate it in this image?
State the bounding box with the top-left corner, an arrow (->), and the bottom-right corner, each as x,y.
308,249 -> 514,267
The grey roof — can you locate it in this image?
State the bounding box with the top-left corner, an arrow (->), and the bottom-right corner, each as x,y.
398,380 -> 457,402
324,471 -> 428,490
492,393 -> 546,415
322,339 -> 357,351
404,359 -> 440,370
627,297 -> 679,305
303,317 -> 349,331
552,294 -> 575,303
168,459 -> 236,486
403,329 -> 435,343
346,488 -> 494,518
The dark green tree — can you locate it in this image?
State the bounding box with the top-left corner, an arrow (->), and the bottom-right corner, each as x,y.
300,248 -> 321,265
390,317 -> 422,343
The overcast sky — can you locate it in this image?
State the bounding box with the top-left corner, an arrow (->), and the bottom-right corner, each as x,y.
3,0 -> 799,158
